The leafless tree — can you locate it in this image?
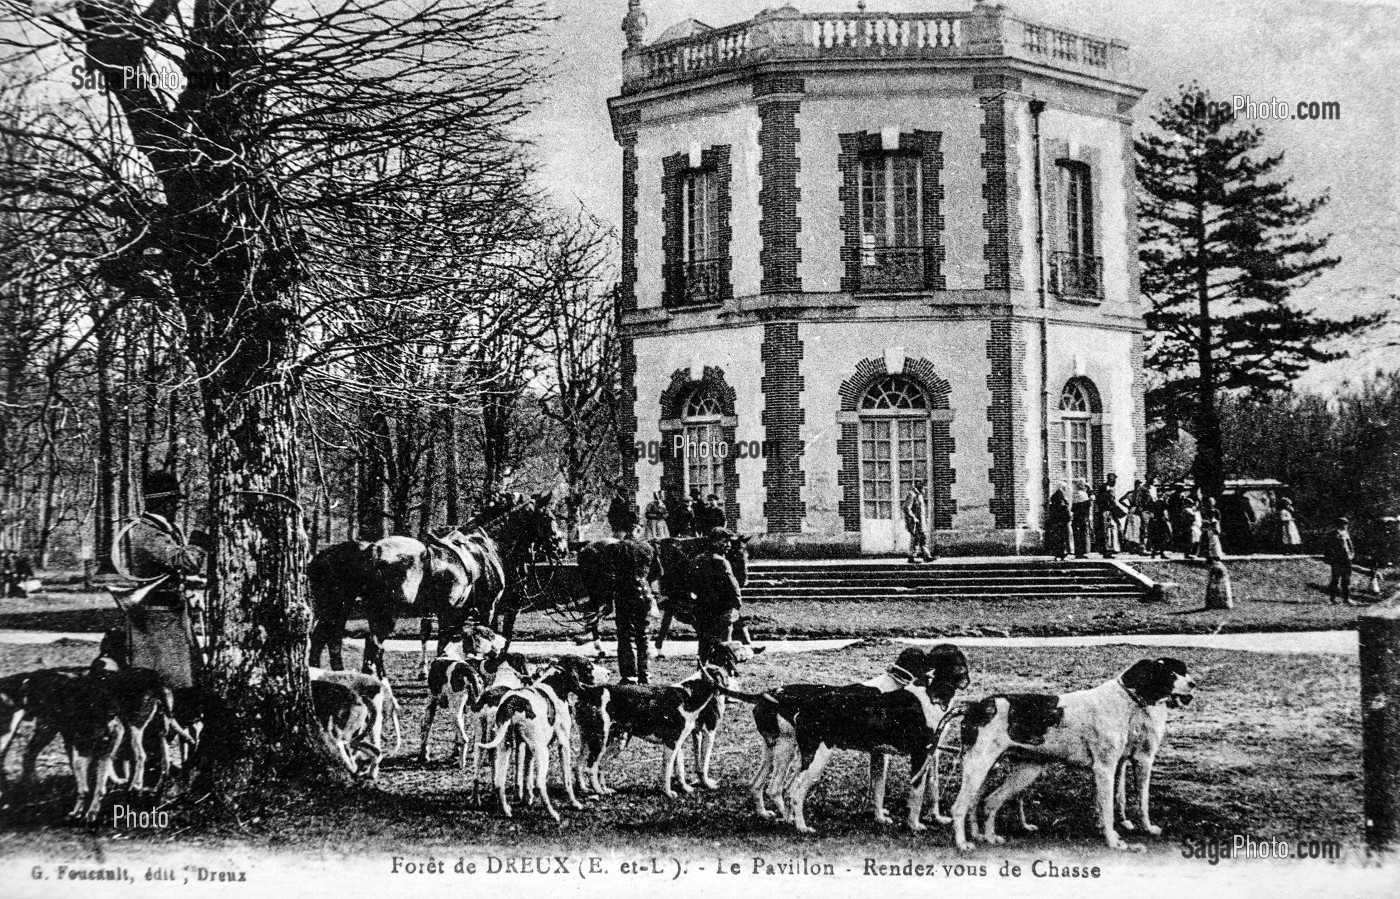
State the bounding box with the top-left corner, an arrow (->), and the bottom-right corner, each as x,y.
0,0 -> 547,797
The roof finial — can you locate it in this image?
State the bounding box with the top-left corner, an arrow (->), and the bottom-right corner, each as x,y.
623,0 -> 647,51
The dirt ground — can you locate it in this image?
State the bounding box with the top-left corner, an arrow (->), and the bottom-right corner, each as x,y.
0,635 -> 1363,864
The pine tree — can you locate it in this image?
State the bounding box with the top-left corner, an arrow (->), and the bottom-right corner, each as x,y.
1136,85 -> 1375,497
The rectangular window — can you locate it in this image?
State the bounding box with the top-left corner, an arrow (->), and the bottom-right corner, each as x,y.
1064,419 -> 1090,489
680,168 -> 722,305
1053,161 -> 1100,298
860,419 -> 894,519
1062,162 -> 1093,258
684,170 -> 718,263
860,155 -> 920,249
858,154 -> 923,290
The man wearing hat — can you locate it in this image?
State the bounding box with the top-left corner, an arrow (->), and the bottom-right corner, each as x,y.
690,527 -> 743,666
1324,517 -> 1356,605
110,468 -> 210,687
903,481 -> 934,564
610,524 -> 664,684
123,469 -> 208,604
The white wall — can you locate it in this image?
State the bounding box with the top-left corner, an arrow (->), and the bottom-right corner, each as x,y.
798,318 -> 996,534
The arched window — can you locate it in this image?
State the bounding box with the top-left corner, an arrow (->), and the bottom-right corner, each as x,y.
858,375 -> 930,521
681,385 -> 724,502
861,375 -> 929,412
1059,378 -> 1099,491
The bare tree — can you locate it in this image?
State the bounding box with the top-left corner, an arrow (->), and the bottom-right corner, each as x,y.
1,0 -> 546,796
535,211 -> 620,539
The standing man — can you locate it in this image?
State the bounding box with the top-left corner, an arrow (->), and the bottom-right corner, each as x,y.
903,481 -> 933,564
606,486 -> 637,539
1071,482 -> 1093,560
1325,517 -> 1356,606
611,526 -> 664,684
1095,474 -> 1124,559
667,489 -> 695,537
114,468 -> 210,687
691,528 -> 742,666
696,493 -> 727,533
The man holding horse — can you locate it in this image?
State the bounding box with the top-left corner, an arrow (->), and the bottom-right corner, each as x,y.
610,525 -> 664,684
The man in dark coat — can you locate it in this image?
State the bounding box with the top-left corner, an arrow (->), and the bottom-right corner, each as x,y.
606,488 -> 637,538
611,533 -> 664,684
112,468 -> 210,688
667,489 -> 695,537
1324,517 -> 1356,605
1070,483 -> 1093,560
691,528 -> 742,666
695,493 -> 727,533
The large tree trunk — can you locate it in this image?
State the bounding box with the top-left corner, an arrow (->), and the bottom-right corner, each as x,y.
194,376 -> 323,794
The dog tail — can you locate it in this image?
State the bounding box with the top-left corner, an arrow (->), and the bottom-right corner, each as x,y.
476,722 -> 513,751
717,685 -> 777,704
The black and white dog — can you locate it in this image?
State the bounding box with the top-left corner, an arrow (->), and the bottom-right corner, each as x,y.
476,656 -> 607,821
417,625 -> 508,767
773,645 -> 971,833
574,643 -> 749,798
937,657 -> 1196,852
723,644 -> 970,826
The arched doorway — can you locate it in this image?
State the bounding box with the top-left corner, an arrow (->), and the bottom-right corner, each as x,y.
1058,376 -> 1102,496
858,374 -> 933,553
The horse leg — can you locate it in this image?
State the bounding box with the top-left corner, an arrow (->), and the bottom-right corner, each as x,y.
498,605 -> 519,646
328,615 -> 347,671
418,617 -> 433,680
654,611 -> 674,656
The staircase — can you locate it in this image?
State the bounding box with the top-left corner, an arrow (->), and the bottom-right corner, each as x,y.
744,559 -> 1149,603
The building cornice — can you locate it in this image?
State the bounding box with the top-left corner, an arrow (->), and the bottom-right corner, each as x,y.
622,293 -> 1146,337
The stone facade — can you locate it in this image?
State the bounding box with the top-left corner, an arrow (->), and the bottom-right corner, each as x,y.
609,3 -> 1146,554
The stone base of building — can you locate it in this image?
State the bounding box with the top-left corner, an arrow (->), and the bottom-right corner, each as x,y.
747,528 -> 1047,559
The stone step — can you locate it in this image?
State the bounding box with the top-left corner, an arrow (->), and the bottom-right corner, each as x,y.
740,558 -> 1148,602
744,591 -> 1145,602
750,576 -> 1131,590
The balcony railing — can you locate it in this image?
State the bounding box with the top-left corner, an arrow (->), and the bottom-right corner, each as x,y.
679,257 -> 725,307
622,6 -> 1128,94
1050,251 -> 1103,299
859,246 -> 926,292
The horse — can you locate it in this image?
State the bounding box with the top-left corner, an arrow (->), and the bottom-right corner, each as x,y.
308,539 -> 375,671
307,494 -> 564,679
572,532 -> 752,654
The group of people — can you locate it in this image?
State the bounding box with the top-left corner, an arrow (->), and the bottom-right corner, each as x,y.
608,487 -> 727,541
1044,476 -> 1309,563
595,488 -> 745,686
0,548 -> 37,598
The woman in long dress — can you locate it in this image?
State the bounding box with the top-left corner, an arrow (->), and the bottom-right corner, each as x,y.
1182,495 -> 1202,559
1277,498 -> 1302,553
1199,498 -> 1225,561
642,491 -> 670,540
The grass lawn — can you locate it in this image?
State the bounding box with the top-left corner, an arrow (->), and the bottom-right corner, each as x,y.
0,636 -> 1364,864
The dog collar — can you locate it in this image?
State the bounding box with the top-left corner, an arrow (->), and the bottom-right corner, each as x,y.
887,664 -> 915,687
1118,677 -> 1152,709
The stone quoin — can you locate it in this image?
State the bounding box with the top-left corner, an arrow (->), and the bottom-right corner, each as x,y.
609,2 -> 1145,554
